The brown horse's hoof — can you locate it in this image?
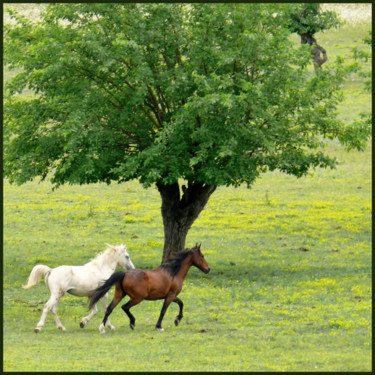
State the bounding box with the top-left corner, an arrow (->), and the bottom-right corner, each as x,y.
156,327 -> 165,332
130,323 -> 135,330
174,318 -> 180,326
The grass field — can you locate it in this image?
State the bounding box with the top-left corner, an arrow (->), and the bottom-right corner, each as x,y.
3,4 -> 372,372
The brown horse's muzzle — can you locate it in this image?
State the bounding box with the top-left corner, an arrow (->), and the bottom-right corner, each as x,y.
203,267 -> 210,274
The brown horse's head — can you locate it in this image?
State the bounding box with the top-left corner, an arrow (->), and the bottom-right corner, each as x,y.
192,243 -> 210,274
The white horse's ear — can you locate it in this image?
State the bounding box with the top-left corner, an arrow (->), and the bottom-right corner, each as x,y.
106,243 -> 115,249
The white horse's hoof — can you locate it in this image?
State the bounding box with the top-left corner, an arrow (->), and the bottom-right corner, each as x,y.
107,324 -> 115,330
156,327 -> 165,332
34,327 -> 41,333
58,326 -> 66,332
80,321 -> 86,328
99,324 -> 106,334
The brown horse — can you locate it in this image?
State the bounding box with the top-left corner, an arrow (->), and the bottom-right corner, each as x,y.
89,243 -> 210,333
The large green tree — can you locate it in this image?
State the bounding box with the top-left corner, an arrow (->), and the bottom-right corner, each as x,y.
4,4 -> 371,261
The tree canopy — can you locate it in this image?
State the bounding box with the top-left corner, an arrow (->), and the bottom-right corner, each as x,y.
286,3 -> 341,36
4,3 -> 371,259
4,3 -> 369,186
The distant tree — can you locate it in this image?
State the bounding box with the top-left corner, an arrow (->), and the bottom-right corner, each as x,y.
4,4 -> 371,261
352,30 -> 372,93
350,30 -> 372,136
285,3 -> 341,69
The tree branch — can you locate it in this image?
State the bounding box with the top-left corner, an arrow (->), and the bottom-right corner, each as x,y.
140,104 -> 160,129
176,48 -> 183,67
203,63 -> 208,75
124,80 -> 137,91
147,85 -> 164,125
156,85 -> 171,114
196,115 -> 202,127
162,51 -> 173,69
75,66 -> 124,109
246,108 -> 252,123
301,33 -> 328,69
179,182 -> 216,216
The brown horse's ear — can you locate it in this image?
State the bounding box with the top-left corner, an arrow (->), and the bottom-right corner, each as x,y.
198,243 -> 201,250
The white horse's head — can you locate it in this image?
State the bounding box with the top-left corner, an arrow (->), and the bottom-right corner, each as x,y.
108,243 -> 135,270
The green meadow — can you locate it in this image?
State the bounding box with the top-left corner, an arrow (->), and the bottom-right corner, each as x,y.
3,4 -> 371,372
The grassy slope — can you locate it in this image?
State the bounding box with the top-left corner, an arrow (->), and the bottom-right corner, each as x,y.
3,4 -> 372,372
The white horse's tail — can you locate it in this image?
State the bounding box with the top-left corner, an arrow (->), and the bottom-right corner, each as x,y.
23,265 -> 52,289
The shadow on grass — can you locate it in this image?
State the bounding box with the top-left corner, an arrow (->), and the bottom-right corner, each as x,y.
188,261 -> 370,287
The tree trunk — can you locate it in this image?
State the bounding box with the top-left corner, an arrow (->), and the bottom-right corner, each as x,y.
156,182 -> 216,262
300,33 -> 327,70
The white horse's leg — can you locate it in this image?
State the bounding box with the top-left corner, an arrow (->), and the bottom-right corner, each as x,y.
80,302 -> 98,328
102,293 -> 115,330
35,293 -> 63,333
51,304 -> 66,332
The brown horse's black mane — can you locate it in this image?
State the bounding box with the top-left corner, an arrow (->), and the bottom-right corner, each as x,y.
160,248 -> 195,277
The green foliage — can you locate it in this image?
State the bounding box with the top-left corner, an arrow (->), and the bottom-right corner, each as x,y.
4,3 -> 370,190
344,30 -> 372,148
352,30 -> 372,93
285,3 -> 342,35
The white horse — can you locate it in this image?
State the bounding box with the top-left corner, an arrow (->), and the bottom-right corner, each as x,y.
23,244 -> 135,333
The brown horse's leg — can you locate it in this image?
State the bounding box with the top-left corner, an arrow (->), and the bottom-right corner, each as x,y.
155,297 -> 174,331
100,285 -> 124,334
173,297 -> 184,326
121,299 -> 141,330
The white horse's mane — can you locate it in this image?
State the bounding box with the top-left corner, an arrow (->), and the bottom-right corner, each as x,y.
89,244 -> 124,267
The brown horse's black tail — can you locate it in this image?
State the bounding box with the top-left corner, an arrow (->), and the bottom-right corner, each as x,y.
89,271 -> 125,310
